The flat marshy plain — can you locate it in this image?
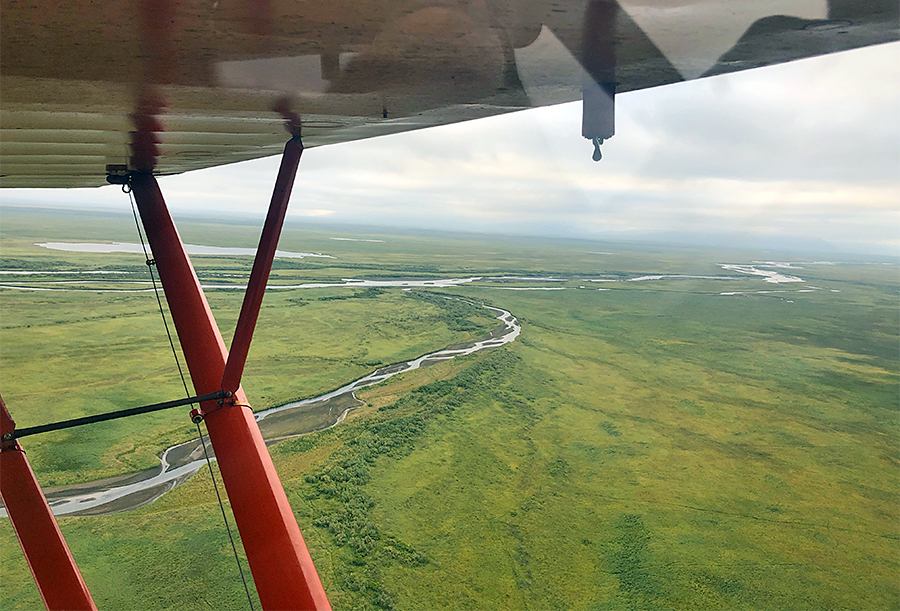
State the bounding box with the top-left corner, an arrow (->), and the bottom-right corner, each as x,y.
1,208 -> 897,610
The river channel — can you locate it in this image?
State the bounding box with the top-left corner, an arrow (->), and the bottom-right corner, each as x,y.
0,304 -> 520,518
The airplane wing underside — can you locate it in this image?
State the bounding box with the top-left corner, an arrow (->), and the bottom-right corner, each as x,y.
1,0 -> 896,188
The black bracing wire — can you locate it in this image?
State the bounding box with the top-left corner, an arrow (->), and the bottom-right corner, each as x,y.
126,184 -> 255,611
11,391 -> 225,439
197,421 -> 256,610
126,187 -> 192,400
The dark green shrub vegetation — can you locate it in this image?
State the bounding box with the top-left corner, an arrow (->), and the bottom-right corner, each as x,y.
603,514 -> 664,606
405,290 -> 490,331
1,212 -> 896,611
300,351 -> 520,609
319,287 -> 386,301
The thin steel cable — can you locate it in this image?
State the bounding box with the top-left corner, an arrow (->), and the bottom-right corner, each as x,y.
126,182 -> 255,610
198,421 -> 256,611
126,185 -> 191,399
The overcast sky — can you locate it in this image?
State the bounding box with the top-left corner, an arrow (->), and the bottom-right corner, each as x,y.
4,42 -> 898,255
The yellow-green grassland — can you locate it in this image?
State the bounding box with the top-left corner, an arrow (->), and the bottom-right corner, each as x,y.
1,207 -> 897,610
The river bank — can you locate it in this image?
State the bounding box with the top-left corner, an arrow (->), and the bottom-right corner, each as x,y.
0,303 -> 520,517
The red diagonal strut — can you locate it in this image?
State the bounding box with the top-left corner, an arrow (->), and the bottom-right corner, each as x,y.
222,134 -> 303,393
0,395 -> 98,611
129,136 -> 330,610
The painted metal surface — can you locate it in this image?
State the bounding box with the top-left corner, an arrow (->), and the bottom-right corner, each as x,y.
222,130 -> 303,394
1,0 -> 895,187
0,396 -> 98,611
129,170 -> 331,610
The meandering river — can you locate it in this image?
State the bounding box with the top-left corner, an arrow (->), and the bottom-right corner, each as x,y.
0,304 -> 520,517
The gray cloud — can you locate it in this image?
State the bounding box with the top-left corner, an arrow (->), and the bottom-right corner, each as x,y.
3,42 -> 897,255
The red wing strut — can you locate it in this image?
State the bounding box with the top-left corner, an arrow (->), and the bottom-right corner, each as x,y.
221,119 -> 303,394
